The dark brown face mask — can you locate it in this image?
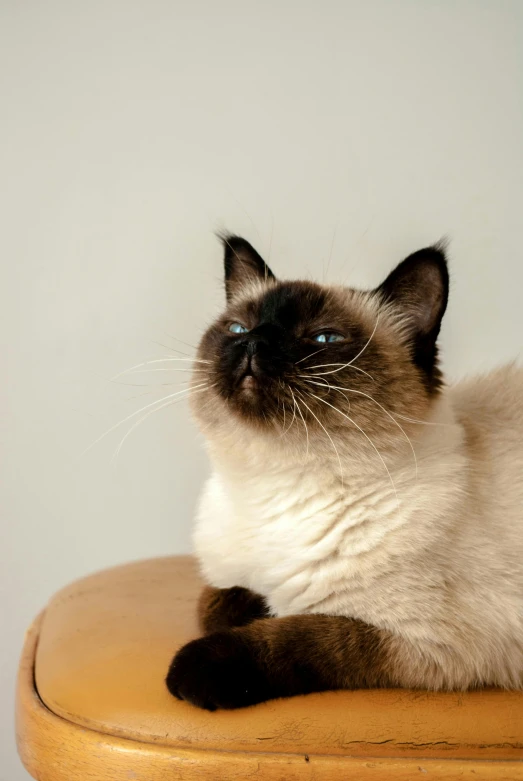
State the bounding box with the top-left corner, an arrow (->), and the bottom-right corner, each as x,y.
195,235 -> 449,431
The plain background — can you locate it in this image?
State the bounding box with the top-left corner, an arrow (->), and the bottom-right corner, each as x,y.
2,1 -> 523,777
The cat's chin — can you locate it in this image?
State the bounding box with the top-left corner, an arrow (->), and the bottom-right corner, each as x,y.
238,374 -> 257,393
225,378 -> 276,425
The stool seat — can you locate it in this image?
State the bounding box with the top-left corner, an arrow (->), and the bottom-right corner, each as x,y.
16,556 -> 523,780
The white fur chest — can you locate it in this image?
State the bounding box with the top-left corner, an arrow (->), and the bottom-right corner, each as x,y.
193,461 -> 427,620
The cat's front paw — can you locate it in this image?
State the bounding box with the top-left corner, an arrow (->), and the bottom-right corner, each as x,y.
199,585 -> 269,634
166,632 -> 272,710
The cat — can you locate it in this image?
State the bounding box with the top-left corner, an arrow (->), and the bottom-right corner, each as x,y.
166,235 -> 523,711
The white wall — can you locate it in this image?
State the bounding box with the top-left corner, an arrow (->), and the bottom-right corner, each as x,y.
2,1 -> 522,777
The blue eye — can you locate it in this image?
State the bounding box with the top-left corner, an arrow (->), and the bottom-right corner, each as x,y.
229,322 -> 249,334
314,332 -> 344,343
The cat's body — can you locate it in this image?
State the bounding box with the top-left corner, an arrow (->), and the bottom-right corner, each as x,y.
195,363 -> 523,690
166,237 -> 523,709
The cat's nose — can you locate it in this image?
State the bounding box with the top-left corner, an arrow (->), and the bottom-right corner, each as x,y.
237,327 -> 273,356
236,332 -> 272,377
242,323 -> 280,351
235,323 -> 281,378
239,338 -> 265,376
244,336 -> 266,357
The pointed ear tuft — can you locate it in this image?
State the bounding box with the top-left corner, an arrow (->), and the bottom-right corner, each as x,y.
377,244 -> 449,392
220,234 -> 275,302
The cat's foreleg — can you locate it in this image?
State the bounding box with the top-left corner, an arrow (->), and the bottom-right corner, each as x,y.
166,613 -> 393,710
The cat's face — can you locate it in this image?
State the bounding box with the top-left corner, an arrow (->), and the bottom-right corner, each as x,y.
192,236 -> 449,465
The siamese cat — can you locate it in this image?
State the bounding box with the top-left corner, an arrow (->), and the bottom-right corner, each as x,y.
166,236 -> 523,710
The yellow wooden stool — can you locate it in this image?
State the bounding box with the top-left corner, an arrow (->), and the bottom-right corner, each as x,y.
16,556 -> 523,780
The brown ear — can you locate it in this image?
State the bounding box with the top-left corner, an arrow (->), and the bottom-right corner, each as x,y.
377,244 -> 449,392
221,235 -> 275,302
377,245 -> 449,340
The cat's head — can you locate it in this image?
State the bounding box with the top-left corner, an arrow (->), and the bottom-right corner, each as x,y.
191,235 -> 449,466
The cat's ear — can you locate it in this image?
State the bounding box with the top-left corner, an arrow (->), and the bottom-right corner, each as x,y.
221,235 -> 275,302
376,244 -> 449,391
377,245 -> 449,341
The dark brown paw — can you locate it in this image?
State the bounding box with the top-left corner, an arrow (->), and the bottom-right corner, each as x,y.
166,632 -> 272,710
199,585 -> 269,634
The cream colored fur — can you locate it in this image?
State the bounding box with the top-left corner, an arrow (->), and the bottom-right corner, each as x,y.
193,362 -> 523,690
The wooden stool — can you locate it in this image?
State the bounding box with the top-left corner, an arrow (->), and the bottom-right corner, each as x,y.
16,556 -> 523,779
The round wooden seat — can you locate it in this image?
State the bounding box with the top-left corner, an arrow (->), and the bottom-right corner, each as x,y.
16,556 -> 523,779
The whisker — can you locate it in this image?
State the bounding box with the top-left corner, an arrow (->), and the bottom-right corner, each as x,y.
289,386 -> 309,459
294,347 -> 329,365
127,367 -> 210,375
302,363 -> 375,382
79,381 -> 210,457
347,313 -> 380,365
300,375 -> 351,407
280,388 -> 298,437
163,333 -> 201,352
296,390 -> 344,487
394,412 -> 449,427
124,390 -> 155,402
104,378 -> 190,388
122,377 -> 202,398
150,339 -> 196,358
302,379 -> 417,479
112,384 -> 212,463
111,356 -> 211,381
311,315 -> 380,377
307,390 -> 399,506
279,383 -> 287,433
